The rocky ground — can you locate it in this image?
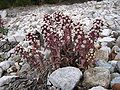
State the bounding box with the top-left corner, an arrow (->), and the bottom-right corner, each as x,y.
0,0 -> 120,90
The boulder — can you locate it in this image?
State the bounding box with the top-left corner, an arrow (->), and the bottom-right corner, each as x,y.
0,10 -> 7,18
111,77 -> 120,87
95,50 -> 110,61
116,61 -> 120,73
116,36 -> 120,48
0,76 -> 18,87
95,42 -> 111,61
95,60 -> 114,72
83,67 -> 111,88
101,29 -> 112,36
0,68 -> 3,77
48,67 -> 82,90
112,83 -> 120,90
0,61 -> 15,71
88,86 -> 107,90
18,62 -> 31,78
108,61 -> 118,68
111,73 -> 120,80
19,62 -> 30,73
115,53 -> 120,61
5,78 -> 38,90
98,37 -> 115,43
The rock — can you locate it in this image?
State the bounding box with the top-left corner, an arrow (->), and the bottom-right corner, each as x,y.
98,37 -> 115,42
6,78 -> 39,90
112,83 -> 120,90
95,43 -> 111,61
107,41 -> 115,49
0,10 -> 7,18
0,86 -> 8,90
101,29 -> 112,36
0,61 -> 15,71
116,36 -> 120,48
48,67 -> 82,90
83,67 -> 111,88
112,45 -> 120,54
0,76 -> 18,87
108,61 -> 118,68
111,31 -> 120,39
7,66 -> 18,74
116,61 -> 120,73
115,53 -> 120,61
111,73 -> 120,80
0,40 -> 18,53
95,50 -> 110,61
111,77 -> 120,87
8,33 -> 25,42
0,68 -> 3,77
88,86 -> 107,90
0,33 -> 3,38
18,62 -> 31,78
95,60 -> 114,72
19,62 -> 30,73
100,42 -> 111,53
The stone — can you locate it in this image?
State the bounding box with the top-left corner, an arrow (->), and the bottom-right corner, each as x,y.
108,61 -> 118,68
101,29 -> 112,36
115,53 -> 120,61
48,67 -> 82,90
95,60 -> 114,72
18,62 -> 31,78
0,40 -> 18,53
0,86 -> 8,90
116,36 -> 120,48
116,61 -> 120,73
100,42 -> 111,53
0,33 -> 3,38
6,78 -> 39,90
112,45 -> 120,54
98,37 -> 115,42
107,41 -> 115,49
95,50 -> 110,61
19,62 -> 30,73
111,31 -> 120,39
0,68 -> 3,77
112,83 -> 120,90
83,67 -> 111,88
111,73 -> 120,80
7,66 -> 18,74
0,10 -> 7,18
88,86 -> 107,90
95,42 -> 111,61
8,33 -> 25,42
0,76 -> 18,87
95,43 -> 111,61
0,60 -> 15,71
111,77 -> 120,87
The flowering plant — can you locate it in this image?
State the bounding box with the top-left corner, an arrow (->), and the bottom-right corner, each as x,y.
41,12 -> 103,69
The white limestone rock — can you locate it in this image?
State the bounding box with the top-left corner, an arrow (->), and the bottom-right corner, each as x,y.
101,29 -> 112,36
48,67 -> 82,90
0,61 -> 15,71
89,86 -> 107,90
0,10 -> 7,18
0,76 -> 18,87
98,37 -> 115,42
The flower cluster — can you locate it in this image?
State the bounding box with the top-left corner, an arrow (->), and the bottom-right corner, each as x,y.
41,12 -> 103,69
15,31 -> 47,70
